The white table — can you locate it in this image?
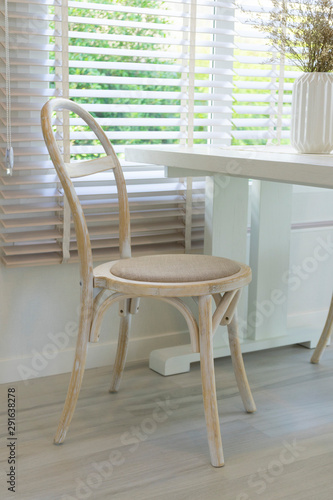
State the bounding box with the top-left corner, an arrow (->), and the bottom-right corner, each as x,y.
125,145 -> 333,375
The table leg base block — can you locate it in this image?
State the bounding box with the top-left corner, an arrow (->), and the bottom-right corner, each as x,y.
149,326 -> 322,376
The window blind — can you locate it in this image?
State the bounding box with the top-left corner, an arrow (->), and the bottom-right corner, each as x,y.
232,0 -> 300,145
0,0 -> 235,267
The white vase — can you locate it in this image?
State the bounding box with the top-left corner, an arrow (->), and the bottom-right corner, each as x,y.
290,72 -> 333,154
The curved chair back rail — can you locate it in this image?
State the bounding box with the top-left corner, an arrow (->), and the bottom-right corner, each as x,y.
41,98 -> 132,277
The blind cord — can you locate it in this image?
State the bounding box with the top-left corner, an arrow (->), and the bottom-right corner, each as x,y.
5,0 -> 14,176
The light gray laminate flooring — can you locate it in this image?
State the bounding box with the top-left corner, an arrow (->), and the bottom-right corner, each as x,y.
1,345 -> 333,500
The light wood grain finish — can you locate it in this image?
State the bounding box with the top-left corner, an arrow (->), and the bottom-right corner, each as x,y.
90,291 -> 130,343
212,291 -> 237,334
65,155 -> 117,178
311,294 -> 333,363
129,296 -> 141,314
41,98 -> 131,443
41,98 -> 254,465
91,293 -> 200,353
109,314 -> 132,393
93,259 -> 252,298
221,289 -> 241,326
199,295 -> 224,467
41,98 -> 132,262
53,278 -> 93,444
227,314 -> 257,413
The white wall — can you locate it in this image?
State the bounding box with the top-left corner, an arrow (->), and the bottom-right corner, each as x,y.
0,263 -> 190,384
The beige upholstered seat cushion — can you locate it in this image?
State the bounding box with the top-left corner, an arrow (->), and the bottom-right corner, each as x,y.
111,254 -> 241,283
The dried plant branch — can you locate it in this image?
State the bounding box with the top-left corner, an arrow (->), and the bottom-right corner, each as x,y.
246,0 -> 333,72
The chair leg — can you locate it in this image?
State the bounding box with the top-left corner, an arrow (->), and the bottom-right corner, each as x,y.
227,313 -> 256,413
311,294 -> 333,364
109,314 -> 132,393
54,296 -> 93,444
198,294 -> 224,467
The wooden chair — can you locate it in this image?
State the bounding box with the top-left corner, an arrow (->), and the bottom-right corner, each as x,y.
311,294 -> 333,364
41,98 -> 256,467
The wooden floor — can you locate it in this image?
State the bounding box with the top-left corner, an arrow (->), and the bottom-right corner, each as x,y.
1,344 -> 333,500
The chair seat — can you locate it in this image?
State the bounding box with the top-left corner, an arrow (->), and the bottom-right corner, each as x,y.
111,254 -> 241,283
94,254 -> 252,297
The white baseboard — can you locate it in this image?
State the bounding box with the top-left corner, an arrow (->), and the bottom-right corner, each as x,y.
0,330 -> 190,385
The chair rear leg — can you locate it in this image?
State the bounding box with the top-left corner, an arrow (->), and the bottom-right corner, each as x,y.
109,314 -> 132,393
227,313 -> 256,413
311,294 -> 333,364
54,303 -> 92,444
199,294 -> 224,467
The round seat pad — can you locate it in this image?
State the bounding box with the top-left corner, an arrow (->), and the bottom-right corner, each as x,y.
111,254 -> 241,283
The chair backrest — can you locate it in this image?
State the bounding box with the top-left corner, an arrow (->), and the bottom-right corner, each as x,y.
41,98 -> 131,281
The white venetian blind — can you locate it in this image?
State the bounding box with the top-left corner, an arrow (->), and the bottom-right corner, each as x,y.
232,0 -> 301,145
0,0 -> 235,267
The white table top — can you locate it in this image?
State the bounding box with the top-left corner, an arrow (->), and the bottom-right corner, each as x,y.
125,145 -> 333,189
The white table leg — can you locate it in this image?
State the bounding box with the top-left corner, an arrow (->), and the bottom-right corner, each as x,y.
204,175 -> 249,259
248,180 -> 292,340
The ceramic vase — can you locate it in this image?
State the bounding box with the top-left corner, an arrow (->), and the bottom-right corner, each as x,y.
290,72 -> 333,154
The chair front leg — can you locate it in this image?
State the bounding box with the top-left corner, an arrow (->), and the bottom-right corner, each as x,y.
227,312 -> 256,413
54,288 -> 93,444
311,294 -> 333,364
198,294 -> 224,467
